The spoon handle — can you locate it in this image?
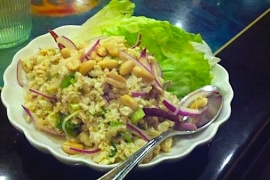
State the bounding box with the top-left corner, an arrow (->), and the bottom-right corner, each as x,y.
97,129 -> 174,180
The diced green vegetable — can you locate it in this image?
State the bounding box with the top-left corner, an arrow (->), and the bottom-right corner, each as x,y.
121,131 -> 133,143
110,121 -> 124,127
130,108 -> 145,124
65,120 -> 81,137
70,78 -> 76,84
109,142 -> 117,157
56,113 -> 66,130
60,72 -> 76,89
95,110 -> 106,116
70,104 -> 80,111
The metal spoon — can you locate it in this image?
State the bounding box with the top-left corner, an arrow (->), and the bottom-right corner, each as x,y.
98,85 -> 223,180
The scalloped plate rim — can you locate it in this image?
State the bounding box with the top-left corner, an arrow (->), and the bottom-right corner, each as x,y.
1,25 -> 234,171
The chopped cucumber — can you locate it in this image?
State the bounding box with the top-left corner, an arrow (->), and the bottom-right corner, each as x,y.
130,108 -> 145,124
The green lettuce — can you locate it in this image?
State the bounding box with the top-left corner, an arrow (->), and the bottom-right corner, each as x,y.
71,0 -> 135,43
100,16 -> 212,98
71,0 -> 215,98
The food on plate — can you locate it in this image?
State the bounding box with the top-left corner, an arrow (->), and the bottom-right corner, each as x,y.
19,0 -> 220,164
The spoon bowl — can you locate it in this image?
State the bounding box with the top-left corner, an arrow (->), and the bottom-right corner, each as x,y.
98,85 -> 223,180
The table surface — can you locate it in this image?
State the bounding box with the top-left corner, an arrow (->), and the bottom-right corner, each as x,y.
1,0 -> 270,179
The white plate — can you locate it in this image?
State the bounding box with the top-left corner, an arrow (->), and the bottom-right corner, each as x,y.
1,25 -> 233,171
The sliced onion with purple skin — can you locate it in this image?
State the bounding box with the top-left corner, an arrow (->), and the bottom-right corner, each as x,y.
69,147 -> 100,154
143,107 -> 180,123
150,60 -> 163,79
48,29 -> 77,50
119,51 -> 163,91
162,99 -> 177,113
126,122 -> 150,142
119,51 -> 143,68
22,105 -> 35,121
56,36 -> 78,50
180,86 -> 220,108
58,43 -> 65,50
142,107 -> 199,131
48,29 -> 58,41
17,60 -> 27,87
140,49 -> 163,89
102,94 -> 110,104
176,106 -> 207,117
138,48 -> 151,71
22,105 -> 64,136
162,99 -> 206,117
171,86 -> 221,116
29,88 -> 57,101
84,39 -> 100,60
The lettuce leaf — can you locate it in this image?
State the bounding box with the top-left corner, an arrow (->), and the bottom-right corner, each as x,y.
71,0 -> 217,98
101,16 -> 213,98
160,51 -> 212,98
71,0 -> 135,44
102,16 -> 203,62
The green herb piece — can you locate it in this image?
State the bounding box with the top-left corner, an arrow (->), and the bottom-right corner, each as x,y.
65,120 -> 81,137
121,131 -> 133,143
130,108 -> 145,124
70,104 -> 80,111
95,110 -> 106,116
109,142 -> 117,157
60,72 -> 76,89
56,114 -> 66,130
110,121 -> 124,127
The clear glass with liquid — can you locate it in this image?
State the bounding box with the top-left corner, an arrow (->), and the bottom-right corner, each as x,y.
0,0 -> 32,49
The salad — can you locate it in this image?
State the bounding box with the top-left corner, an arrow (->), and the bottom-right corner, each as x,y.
19,0 -> 220,165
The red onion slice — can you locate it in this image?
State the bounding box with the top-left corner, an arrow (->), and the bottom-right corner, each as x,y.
143,107 -> 180,122
84,39 -> 100,60
138,48 -> 151,71
162,99 -> 206,116
48,29 -> 58,42
119,51 -> 142,67
102,94 -> 110,104
56,36 -> 78,50
180,87 -> 220,108
150,60 -> 163,78
126,122 -> 150,142
58,43 -> 65,50
162,99 -> 177,113
29,88 -> 57,101
140,49 -> 163,89
17,60 -> 27,87
119,51 -> 163,91
22,105 -> 64,136
22,105 -> 35,122
69,147 -> 100,154
48,29 -> 77,50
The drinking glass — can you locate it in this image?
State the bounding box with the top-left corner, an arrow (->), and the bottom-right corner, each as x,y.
0,0 -> 32,49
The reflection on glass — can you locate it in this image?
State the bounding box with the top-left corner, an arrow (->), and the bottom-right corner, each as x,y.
31,0 -> 102,16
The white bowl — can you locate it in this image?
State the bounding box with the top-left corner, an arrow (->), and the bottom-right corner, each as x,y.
1,25 -> 233,171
